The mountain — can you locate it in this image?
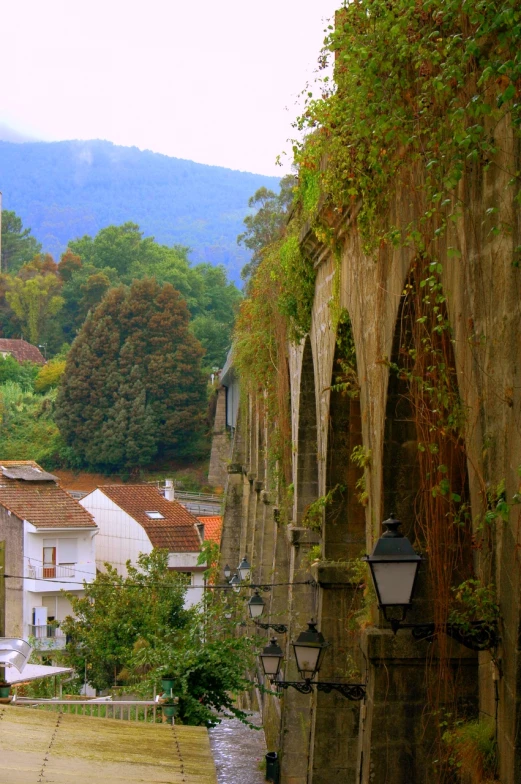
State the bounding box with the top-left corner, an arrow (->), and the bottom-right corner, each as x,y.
0,139 -> 280,283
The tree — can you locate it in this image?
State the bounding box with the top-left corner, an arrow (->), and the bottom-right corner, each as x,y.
55,277 -> 207,471
62,549 -> 256,726
1,210 -> 41,274
5,273 -> 64,345
238,175 -> 296,282
61,551 -> 189,692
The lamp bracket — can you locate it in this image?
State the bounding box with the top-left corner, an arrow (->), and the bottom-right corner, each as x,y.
274,679 -> 366,701
255,621 -> 288,634
395,621 -> 499,652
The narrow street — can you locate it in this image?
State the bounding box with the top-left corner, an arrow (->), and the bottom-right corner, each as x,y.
209,713 -> 267,784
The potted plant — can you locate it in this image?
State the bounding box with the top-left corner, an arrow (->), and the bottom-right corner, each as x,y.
0,681 -> 11,700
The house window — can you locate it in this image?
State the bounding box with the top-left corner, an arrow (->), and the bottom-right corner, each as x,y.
42,546 -> 56,579
145,511 -> 164,519
58,538 -> 78,565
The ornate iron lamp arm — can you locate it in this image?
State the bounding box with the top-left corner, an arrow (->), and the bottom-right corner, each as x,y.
255,621 -> 288,633
273,679 -> 366,701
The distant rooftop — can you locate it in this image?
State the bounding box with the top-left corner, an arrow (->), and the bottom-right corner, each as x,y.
92,485 -> 202,552
0,461 -> 96,529
197,516 -> 222,546
0,338 -> 45,365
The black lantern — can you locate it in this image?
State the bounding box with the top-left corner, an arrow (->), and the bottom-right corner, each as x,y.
248,589 -> 265,619
292,621 -> 329,680
229,573 -> 241,593
259,637 -> 284,679
223,564 -> 231,580
237,556 -> 251,582
363,516 -> 422,623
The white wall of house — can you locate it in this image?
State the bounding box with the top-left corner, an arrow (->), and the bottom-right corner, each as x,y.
79,489 -> 152,577
22,521 -> 97,645
168,552 -> 205,608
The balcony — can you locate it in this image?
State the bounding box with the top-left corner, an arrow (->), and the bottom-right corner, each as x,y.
27,564 -> 76,580
27,625 -> 67,650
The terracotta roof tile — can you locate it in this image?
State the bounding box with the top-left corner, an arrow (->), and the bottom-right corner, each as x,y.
0,339 -> 46,365
0,461 -> 96,529
196,516 -> 222,546
98,485 -> 201,552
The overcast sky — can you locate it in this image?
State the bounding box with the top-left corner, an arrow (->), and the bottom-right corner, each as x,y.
3,1 -> 339,175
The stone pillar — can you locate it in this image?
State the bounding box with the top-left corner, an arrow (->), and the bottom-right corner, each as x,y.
279,526 -> 320,784
309,565 -> 364,784
359,629 -> 478,784
219,463 -> 244,578
208,386 -> 230,489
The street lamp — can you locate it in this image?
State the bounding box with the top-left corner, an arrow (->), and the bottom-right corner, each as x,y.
229,573 -> 241,593
364,516 -> 498,651
259,638 -> 284,679
363,516 -> 422,628
247,589 -> 265,619
223,564 -> 231,580
248,590 -> 288,633
292,622 -> 329,680
237,556 -> 251,582
258,621 -> 366,701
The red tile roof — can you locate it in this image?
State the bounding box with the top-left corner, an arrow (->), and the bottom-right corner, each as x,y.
0,339 -> 45,365
196,516 -> 222,546
0,461 -> 96,529
97,485 -> 201,552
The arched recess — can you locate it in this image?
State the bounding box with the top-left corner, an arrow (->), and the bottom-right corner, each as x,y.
371,261 -> 477,784
295,336 -> 319,523
324,309 -> 365,560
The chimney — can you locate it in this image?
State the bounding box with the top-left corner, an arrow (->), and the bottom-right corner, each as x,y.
164,479 -> 175,502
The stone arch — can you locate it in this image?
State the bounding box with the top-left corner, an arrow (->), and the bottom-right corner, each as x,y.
295,336 -> 319,523
323,310 -> 365,560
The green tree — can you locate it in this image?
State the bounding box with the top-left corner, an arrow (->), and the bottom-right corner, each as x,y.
61,551 -> 189,692
238,175 -> 296,282
62,549 -> 255,726
55,277 -> 207,471
1,210 -> 42,274
5,273 -> 64,345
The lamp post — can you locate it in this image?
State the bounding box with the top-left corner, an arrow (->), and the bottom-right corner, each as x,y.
364,516 -> 498,650
258,621 -> 366,702
237,556 -> 252,582
363,516 -> 422,632
223,564 -> 231,580
229,573 -> 241,593
247,589 -> 288,634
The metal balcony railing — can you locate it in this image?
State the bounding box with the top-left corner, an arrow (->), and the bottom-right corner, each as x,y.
14,699 -> 160,722
27,564 -> 76,580
28,624 -> 66,639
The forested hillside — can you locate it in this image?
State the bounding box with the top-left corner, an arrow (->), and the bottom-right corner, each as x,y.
0,139 -> 279,282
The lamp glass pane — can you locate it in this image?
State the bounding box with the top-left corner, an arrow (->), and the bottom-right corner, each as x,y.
248,600 -> 264,619
294,644 -> 321,677
371,561 -> 418,606
261,655 -> 282,677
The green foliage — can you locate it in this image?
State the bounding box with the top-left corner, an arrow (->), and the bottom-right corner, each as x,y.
237,175 -> 296,282
56,278 -> 207,472
1,210 -> 41,274
448,579 -> 500,631
5,268 -> 64,345
63,550 -> 256,727
34,359 -> 66,393
442,718 -> 498,782
62,551 -> 190,692
0,382 -> 66,466
302,485 -> 346,533
293,0 -> 521,253
0,355 -> 39,388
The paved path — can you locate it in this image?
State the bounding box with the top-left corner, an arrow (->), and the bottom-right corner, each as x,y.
209,713 -> 267,784
0,706 -> 217,783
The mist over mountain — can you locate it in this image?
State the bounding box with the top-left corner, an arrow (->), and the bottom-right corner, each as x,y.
0,139 -> 280,282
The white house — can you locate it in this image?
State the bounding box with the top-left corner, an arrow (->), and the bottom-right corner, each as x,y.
79,485 -> 205,608
0,461 -> 98,651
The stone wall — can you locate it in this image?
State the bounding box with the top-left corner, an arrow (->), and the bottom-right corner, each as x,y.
218,120 -> 521,783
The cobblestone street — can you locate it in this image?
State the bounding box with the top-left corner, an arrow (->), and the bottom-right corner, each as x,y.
209,713 -> 267,784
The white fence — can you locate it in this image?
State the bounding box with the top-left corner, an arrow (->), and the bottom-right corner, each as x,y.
14,698 -> 160,722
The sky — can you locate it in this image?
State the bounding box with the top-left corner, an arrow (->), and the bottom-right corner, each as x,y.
3,1 -> 340,176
